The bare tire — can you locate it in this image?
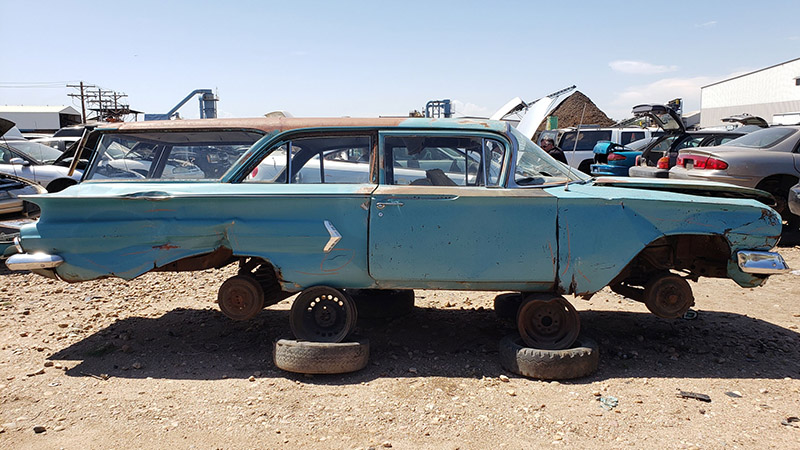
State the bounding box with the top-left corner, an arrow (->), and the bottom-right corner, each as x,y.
643,274 -> 694,319
273,338 -> 369,374
347,289 -> 414,319
217,274 -> 265,321
498,334 -> 599,380
494,292 -> 524,320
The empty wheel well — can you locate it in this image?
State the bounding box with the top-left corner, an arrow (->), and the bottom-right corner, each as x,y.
756,174 -> 799,193
611,234 -> 731,287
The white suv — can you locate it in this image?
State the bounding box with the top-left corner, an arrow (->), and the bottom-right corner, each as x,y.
538,127 -> 659,173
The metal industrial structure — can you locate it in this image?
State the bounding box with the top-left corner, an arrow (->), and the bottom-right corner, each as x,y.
700,57 -> 800,128
144,89 -> 219,121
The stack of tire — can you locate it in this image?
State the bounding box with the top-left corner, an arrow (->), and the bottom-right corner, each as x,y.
273,288 -> 414,375
494,293 -> 599,380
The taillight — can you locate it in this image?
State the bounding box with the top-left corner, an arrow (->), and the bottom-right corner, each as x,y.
705,157 -> 728,170
251,166 -> 259,177
656,156 -> 670,169
676,155 -> 686,167
635,155 -> 641,165
678,155 -> 728,170
608,153 -> 627,161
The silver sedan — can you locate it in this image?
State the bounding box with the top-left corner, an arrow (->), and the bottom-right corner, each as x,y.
669,126 -> 800,226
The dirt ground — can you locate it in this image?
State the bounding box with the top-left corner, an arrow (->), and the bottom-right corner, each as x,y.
1,237 -> 800,450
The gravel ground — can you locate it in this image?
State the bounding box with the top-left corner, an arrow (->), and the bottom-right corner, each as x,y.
1,239 -> 799,449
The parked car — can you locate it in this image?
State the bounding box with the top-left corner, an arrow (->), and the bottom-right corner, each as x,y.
29,136 -> 81,153
628,104 -> 753,178
0,173 -> 43,216
538,126 -> 657,174
7,117 -> 788,378
590,137 -> 658,177
0,139 -> 83,191
670,125 -> 800,226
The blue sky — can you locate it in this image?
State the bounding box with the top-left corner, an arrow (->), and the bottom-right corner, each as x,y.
2,0 -> 799,122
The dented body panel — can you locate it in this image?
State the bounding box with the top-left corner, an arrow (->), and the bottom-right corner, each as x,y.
9,117 -> 787,300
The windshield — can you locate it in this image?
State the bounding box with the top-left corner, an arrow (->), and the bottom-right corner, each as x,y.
4,141 -> 63,164
85,130 -> 264,181
511,128 -> 588,185
722,127 -> 797,149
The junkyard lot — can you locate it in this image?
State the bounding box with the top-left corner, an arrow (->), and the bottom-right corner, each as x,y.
1,244 -> 799,449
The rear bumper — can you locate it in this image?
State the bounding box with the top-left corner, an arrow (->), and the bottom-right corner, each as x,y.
590,164 -> 630,177
737,251 -> 790,274
6,252 -> 64,271
628,166 -> 669,178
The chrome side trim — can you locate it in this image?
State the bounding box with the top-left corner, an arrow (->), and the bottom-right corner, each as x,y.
13,236 -> 23,254
323,220 -> 341,253
737,251 -> 790,274
6,253 -> 64,271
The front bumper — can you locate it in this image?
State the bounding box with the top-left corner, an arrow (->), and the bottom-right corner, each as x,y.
6,252 -> 64,271
737,251 -> 790,274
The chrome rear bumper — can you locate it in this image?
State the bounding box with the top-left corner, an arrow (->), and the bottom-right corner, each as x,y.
737,251 -> 790,274
5,253 -> 64,271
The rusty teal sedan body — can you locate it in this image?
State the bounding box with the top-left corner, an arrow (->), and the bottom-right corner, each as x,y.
6,117 -> 789,349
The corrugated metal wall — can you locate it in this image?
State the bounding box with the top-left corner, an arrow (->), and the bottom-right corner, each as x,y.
700,59 -> 800,128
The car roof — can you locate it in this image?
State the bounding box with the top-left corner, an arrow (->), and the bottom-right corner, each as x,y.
94,117 -> 508,134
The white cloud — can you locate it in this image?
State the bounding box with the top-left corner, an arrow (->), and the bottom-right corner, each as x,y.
606,76 -> 717,119
609,60 -> 679,75
451,99 -> 491,118
695,20 -> 717,28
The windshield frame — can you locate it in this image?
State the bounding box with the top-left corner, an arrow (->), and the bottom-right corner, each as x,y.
508,127 -> 589,187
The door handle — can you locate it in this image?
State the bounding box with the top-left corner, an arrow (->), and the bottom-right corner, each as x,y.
376,201 -> 404,210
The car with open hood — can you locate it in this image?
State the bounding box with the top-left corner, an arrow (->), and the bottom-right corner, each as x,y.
628,104 -> 755,178
6,117 -> 789,374
670,125 -> 800,226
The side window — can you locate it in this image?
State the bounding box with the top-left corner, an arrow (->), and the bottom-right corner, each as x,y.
560,130 -> 612,151
246,136 -> 373,184
87,131 -> 263,181
622,132 -> 645,145
384,135 -> 505,187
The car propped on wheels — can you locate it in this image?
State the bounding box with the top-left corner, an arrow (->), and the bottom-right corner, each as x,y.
7,117 -> 790,380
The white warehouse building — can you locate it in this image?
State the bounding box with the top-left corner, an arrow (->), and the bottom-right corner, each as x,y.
700,57 -> 800,128
0,105 -> 81,133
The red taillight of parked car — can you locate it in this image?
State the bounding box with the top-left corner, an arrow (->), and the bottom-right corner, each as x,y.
677,155 -> 728,170
251,167 -> 259,177
656,156 -> 670,169
608,153 -> 627,161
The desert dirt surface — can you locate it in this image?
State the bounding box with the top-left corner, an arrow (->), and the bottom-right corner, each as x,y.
1,239 -> 800,449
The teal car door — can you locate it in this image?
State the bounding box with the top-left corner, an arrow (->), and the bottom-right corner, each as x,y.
368,132 -> 558,291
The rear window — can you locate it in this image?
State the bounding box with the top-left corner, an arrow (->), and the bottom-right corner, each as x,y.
724,127 -> 797,149
559,130 -> 612,152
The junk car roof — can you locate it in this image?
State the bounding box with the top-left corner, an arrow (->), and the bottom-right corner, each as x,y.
95,117 -> 507,133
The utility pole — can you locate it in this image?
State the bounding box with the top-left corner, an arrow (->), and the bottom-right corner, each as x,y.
67,81 -> 95,124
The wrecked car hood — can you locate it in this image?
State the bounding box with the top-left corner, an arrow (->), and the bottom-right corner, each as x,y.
591,176 -> 774,205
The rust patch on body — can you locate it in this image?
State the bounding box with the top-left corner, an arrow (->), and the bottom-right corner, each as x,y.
153,244 -> 179,250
